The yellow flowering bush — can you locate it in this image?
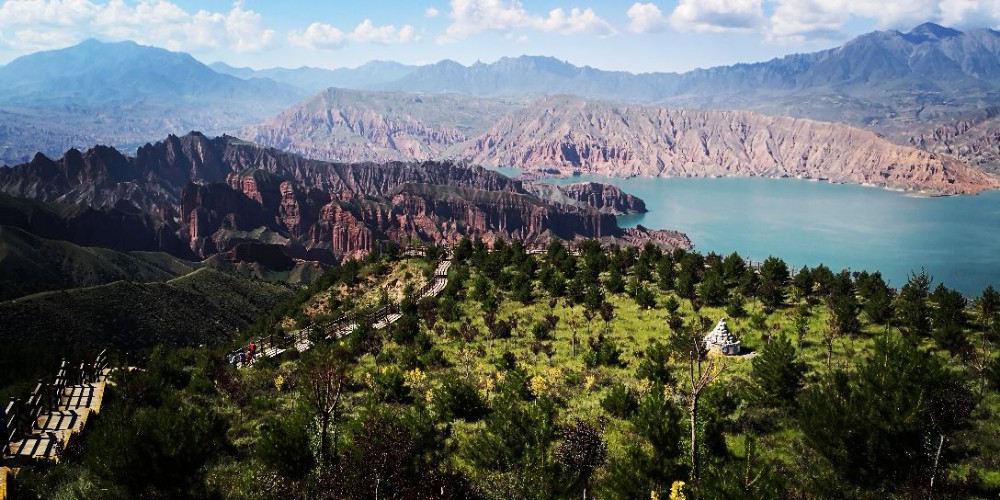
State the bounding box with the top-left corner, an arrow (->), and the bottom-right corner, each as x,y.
669,480 -> 686,500
636,378 -> 653,395
404,367 -> 427,391
529,374 -> 548,397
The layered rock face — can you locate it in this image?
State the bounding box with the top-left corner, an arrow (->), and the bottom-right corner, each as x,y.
240,90 -> 999,195
523,182 -> 646,215
239,88 -> 511,164
909,109 -> 1000,173
0,132 -> 689,263
461,97 -> 999,195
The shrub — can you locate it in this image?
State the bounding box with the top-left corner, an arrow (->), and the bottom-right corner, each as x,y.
601,384 -> 639,418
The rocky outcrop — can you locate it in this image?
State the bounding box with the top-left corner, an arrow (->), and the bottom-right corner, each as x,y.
461,97 -> 1000,195
908,109 -> 1000,173
525,182 -> 646,215
0,132 -> 690,263
0,193 -> 196,259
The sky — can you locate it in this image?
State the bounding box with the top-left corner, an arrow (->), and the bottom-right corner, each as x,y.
0,0 -> 998,73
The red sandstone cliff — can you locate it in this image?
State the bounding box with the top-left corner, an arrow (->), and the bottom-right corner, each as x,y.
0,132 -> 688,262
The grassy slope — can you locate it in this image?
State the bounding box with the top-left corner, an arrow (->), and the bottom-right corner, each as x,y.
275,256 -> 1000,493
0,268 -> 294,349
0,225 -> 198,301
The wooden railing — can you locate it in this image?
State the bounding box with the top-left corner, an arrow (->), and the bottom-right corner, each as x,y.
1,349 -> 107,466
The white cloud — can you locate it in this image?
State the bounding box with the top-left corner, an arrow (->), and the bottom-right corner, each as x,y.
765,0 -> 849,43
669,0 -> 764,33
288,19 -> 419,50
351,19 -> 418,44
0,0 -> 274,53
288,22 -> 347,50
764,0 -> 1000,43
425,6 -> 440,18
624,0 -> 1000,44
439,0 -> 616,42
626,3 -> 669,34
537,8 -> 616,36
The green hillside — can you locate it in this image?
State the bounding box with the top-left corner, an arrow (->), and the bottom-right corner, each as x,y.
13,241 -> 1000,499
0,225 -> 197,300
0,268 -> 294,348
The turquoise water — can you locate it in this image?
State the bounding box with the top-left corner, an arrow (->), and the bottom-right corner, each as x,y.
501,168 -> 1000,296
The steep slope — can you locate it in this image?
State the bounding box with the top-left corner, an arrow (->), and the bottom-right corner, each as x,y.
0,132 -> 687,262
909,109 -> 1000,173
460,97 -> 998,194
0,225 -> 195,301
0,268 -> 294,348
0,193 -> 195,258
239,88 -> 513,163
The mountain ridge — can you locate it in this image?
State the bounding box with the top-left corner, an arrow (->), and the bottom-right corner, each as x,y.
240,90 -> 998,195
0,132 -> 690,263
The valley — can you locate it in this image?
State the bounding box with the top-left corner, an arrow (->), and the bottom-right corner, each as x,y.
3,11 -> 1000,500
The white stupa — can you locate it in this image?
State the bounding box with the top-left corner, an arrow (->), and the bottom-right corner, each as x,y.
703,318 -> 741,355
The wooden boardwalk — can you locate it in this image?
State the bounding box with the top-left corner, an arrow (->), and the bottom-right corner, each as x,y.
1,351 -> 109,498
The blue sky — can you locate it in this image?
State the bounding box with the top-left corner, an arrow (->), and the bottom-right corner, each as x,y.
0,0 -> 995,73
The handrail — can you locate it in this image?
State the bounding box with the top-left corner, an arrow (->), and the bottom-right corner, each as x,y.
2,350 -> 108,466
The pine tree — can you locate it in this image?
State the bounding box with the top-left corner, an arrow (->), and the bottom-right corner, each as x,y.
896,270 -> 932,337
749,334 -> 805,408
698,268 -> 728,307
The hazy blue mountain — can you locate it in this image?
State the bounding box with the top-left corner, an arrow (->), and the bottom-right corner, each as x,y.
0,39 -> 307,166
377,24 -> 1000,101
372,24 -> 1000,139
376,56 -> 678,101
209,60 -> 416,93
0,39 -> 303,106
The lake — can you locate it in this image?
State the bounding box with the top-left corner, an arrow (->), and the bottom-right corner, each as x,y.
497,168 -> 1000,296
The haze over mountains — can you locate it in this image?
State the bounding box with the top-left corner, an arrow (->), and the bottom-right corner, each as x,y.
0,39 -> 306,165
3,22 -> 1000,187
209,60 -> 416,94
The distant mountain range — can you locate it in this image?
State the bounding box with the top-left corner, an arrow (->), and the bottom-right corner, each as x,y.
0,39 -> 307,166
3,23 -> 1000,177
223,23 -> 1000,133
209,60 -> 416,93
0,39 -> 301,106
240,90 -> 996,195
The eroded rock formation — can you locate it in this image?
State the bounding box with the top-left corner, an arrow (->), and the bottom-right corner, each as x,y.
0,132 -> 688,262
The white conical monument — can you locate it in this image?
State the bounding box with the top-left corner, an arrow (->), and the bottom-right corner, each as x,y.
703,318 -> 741,355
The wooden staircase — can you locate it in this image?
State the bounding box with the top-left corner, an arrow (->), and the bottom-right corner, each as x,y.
2,351 -> 109,469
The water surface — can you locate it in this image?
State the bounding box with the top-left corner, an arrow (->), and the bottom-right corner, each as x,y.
515,171 -> 1000,296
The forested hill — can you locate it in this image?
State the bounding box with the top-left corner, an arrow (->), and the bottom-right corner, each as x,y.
11,239 -> 1000,498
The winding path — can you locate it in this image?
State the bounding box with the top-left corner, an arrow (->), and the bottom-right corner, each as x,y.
232,257 -> 451,367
